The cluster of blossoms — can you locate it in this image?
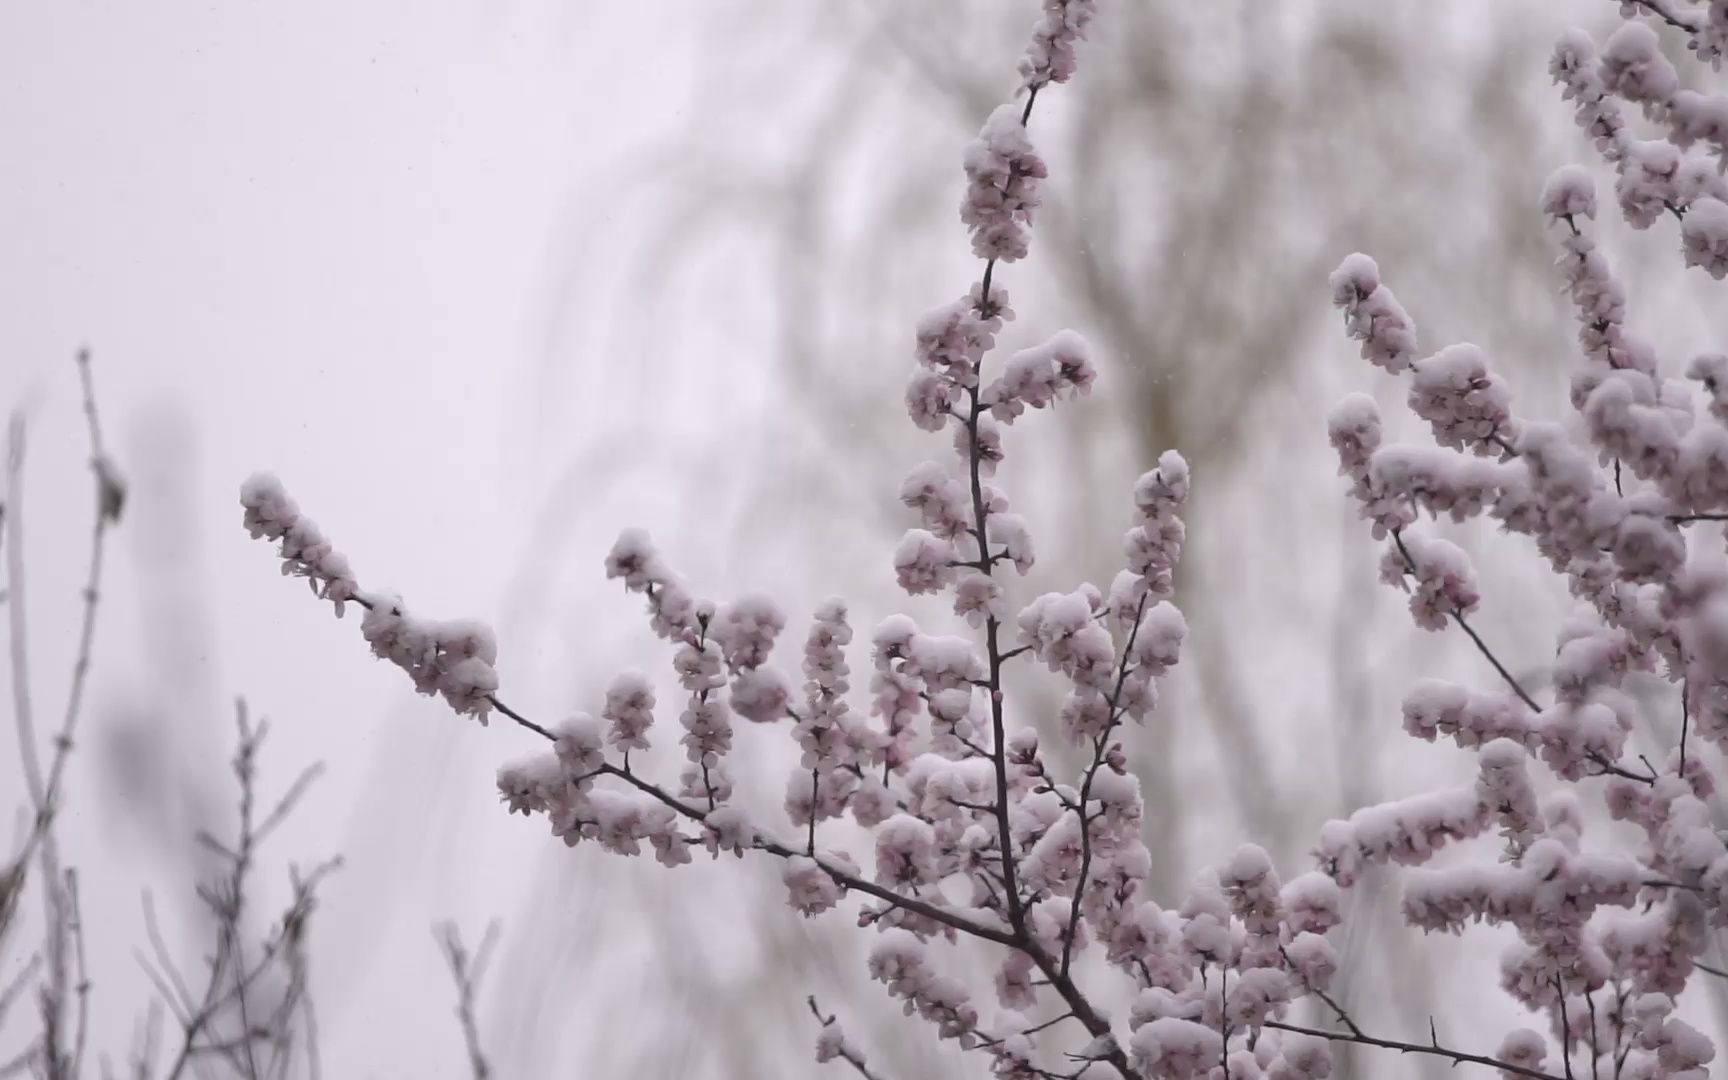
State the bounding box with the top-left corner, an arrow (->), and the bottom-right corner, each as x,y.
240,472 -> 499,719
1310,6 -> 1728,1076
1018,0 -> 1098,90
1550,13 -> 1728,277
960,102 -> 1048,263
243,4 -> 1728,1079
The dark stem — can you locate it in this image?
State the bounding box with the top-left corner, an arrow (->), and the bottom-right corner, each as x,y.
1389,528 -> 1652,786
1264,1021 -> 1566,1080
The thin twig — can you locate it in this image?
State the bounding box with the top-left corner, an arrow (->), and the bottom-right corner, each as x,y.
65,871 -> 90,1080
435,921 -> 500,1080
1265,1020 -> 1566,1080
6,412 -> 43,819
150,708 -> 337,1080
0,955 -> 42,1033
1063,590 -> 1150,980
1390,528 -> 1652,785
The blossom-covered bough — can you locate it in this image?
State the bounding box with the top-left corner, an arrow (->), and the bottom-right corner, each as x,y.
1318,4 -> 1728,1078
242,2 -> 1728,1078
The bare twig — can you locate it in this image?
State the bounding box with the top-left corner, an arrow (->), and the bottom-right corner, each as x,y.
147,704 -> 338,1080
435,921 -> 500,1080
1265,1020 -> 1566,1080
3,353 -> 122,1080
65,871 -> 91,1080
5,412 -> 43,827
1389,528 -> 1651,785
0,955 -> 42,1034
129,1000 -> 163,1080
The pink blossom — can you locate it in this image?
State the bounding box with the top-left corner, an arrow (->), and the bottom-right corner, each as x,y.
1681,196 -> 1728,278
1329,253 -> 1417,373
1018,0 -> 1098,89
1129,1017 -> 1223,1080
1600,22 -> 1680,107
714,594 -> 786,672
1542,164 -> 1598,220
983,329 -> 1095,421
960,105 -> 1046,263
1379,532 -> 1480,631
893,529 -> 957,595
1407,343 -> 1516,454
601,670 -> 654,752
783,855 -> 844,916
730,666 -> 791,724
1495,1030 -> 1548,1078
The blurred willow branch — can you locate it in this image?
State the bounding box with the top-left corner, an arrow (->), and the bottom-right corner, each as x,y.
2,350 -> 123,1080
142,703 -> 338,1080
434,921 -> 500,1080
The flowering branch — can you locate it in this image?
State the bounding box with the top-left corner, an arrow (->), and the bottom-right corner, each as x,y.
807,996 -> 888,1080
241,2 -> 1728,1079
1264,1018 -> 1566,1080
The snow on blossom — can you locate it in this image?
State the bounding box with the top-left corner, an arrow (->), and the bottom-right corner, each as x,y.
1314,787 -> 1488,886
713,594 -> 786,672
1327,392 -> 1381,485
1681,196 -> 1728,278
869,930 -> 981,1046
983,329 -> 1096,421
1688,352 -> 1728,422
604,528 -> 699,640
1218,845 -> 1282,937
1402,678 -> 1533,749
553,713 -> 605,779
1542,163 -> 1597,220
894,529 -> 957,595
1280,872 -> 1343,936
988,512 -> 1036,575
906,370 -> 958,432
1495,1029 -> 1549,1078
1475,739 -> 1541,849
1129,1017 -> 1223,1080
813,1020 -> 848,1064
960,104 -> 1046,263
679,696 -> 733,767
1601,22 -> 1680,108
914,281 -> 1013,390
242,475 -> 500,719
1282,933 -> 1336,993
1407,343 -> 1516,454
1329,253 -> 1417,373
730,666 -> 792,724
1130,602 -> 1187,677
1379,531 -> 1480,631
783,855 -> 845,916
875,814 -> 939,888
1618,139 -> 1681,229
496,753 -> 566,817
1018,0 -> 1097,89
899,461 -> 970,538
601,670 -> 655,752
